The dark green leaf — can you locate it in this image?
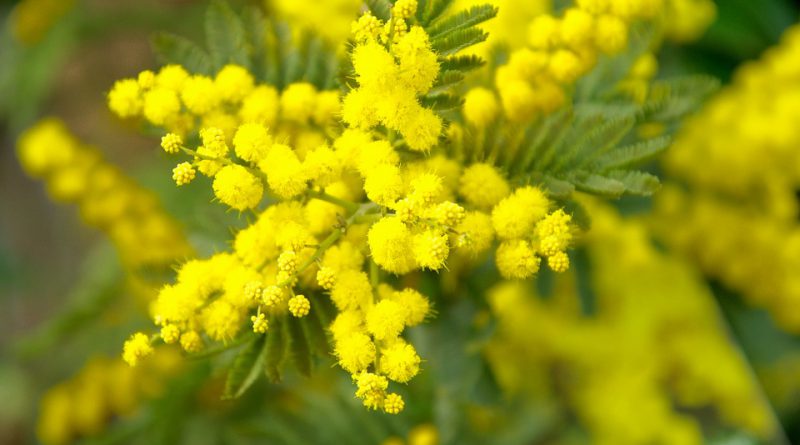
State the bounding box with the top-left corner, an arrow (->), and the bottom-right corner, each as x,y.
595,135 -> 671,169
302,306 -> 330,356
151,32 -> 213,75
421,93 -> 463,110
433,69 -> 465,89
205,0 -> 250,70
427,4 -> 498,39
286,317 -> 312,377
562,199 -> 591,231
431,27 -> 488,56
439,54 -> 485,72
366,0 -> 393,21
223,334 -> 267,399
265,317 -> 286,383
421,0 -> 455,26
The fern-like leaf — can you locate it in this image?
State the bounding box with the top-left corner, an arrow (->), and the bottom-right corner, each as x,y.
205,0 -> 249,69
431,27 -> 488,56
426,4 -> 498,39
421,0 -> 455,26
571,173 -> 627,198
264,317 -> 286,383
439,54 -> 485,72
605,170 -> 661,196
595,135 -> 671,169
432,69 -> 465,90
223,335 -> 267,399
421,93 -> 463,110
286,317 -> 312,377
151,32 -> 213,75
366,0 -> 393,21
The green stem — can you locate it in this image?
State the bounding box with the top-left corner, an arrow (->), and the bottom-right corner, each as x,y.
307,189 -> 360,213
186,332 -> 256,361
370,259 -> 380,289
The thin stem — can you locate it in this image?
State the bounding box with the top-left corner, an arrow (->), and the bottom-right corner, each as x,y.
370,259 -> 380,289
307,189 -> 360,213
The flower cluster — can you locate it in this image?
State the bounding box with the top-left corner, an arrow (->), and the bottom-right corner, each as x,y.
655,24 -> 800,332
486,201 -> 775,444
16,118 -> 192,276
114,4 -> 577,411
491,0 -> 715,122
37,350 -> 181,445
343,3 -> 442,151
108,63 -> 340,154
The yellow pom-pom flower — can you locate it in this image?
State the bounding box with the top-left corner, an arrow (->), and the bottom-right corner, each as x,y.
391,288 -> 431,326
160,324 -> 180,344
412,229 -> 449,270
335,332 -> 376,374
547,250 -> 570,273
366,299 -> 405,341
212,165 -> 264,210
463,87 -> 499,127
368,217 -> 417,274
161,133 -> 182,154
251,312 -> 269,334
280,82 -> 317,123
122,332 -> 153,367
383,393 -> 404,414
108,79 -> 142,118
459,163 -> 510,209
180,331 -> 203,353
215,64 -> 254,102
143,88 -> 181,126
233,123 -> 272,163
259,144 -> 308,198
172,162 -> 196,186
491,186 -> 550,239
496,239 -> 541,279
380,341 -> 421,383
330,270 -> 372,311
364,164 -> 404,207
288,294 -> 311,317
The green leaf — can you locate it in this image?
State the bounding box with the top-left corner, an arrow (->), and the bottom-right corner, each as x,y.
431,27 -> 488,56
205,0 -> 250,70
439,54 -> 485,72
286,317 -> 312,377
366,0 -> 393,21
562,199 -> 591,231
151,32 -> 213,75
241,6 -> 268,80
433,69 -> 465,89
542,175 -> 575,199
421,0 -> 455,26
570,115 -> 636,169
571,173 -> 626,198
264,317 -> 286,383
643,75 -> 719,122
222,334 -> 267,399
302,305 -> 330,356
426,4 -> 498,39
421,93 -> 463,110
595,135 -> 671,169
605,170 -> 661,196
